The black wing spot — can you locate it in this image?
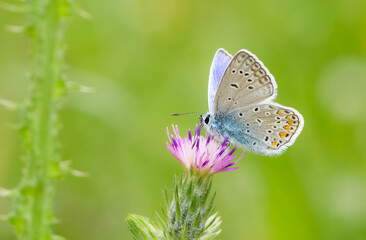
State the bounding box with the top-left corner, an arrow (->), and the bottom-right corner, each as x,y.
230,83 -> 239,89
267,130 -> 273,134
248,85 -> 254,90
253,142 -> 257,146
246,123 -> 250,126
244,72 -> 250,76
247,78 -> 253,82
239,112 -> 243,117
264,136 -> 269,141
254,107 -> 259,112
246,130 -> 250,133
256,118 -> 262,123
228,97 -> 232,101
239,69 -> 244,75
231,69 -> 237,74
265,112 -> 270,116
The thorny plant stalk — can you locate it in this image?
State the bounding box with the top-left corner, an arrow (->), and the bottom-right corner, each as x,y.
0,1 -> 85,239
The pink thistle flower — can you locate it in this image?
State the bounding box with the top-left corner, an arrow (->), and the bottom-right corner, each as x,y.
166,125 -> 244,175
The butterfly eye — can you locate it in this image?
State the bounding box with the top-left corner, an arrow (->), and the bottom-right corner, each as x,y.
204,116 -> 210,124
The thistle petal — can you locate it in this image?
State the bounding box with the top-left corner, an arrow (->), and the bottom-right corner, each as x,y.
166,125 -> 242,176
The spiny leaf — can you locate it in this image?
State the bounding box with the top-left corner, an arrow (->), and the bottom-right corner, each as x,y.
126,214 -> 163,240
162,188 -> 169,207
175,185 -> 181,219
189,193 -> 197,213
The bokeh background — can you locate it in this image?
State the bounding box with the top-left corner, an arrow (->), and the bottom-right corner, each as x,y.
1,0 -> 366,239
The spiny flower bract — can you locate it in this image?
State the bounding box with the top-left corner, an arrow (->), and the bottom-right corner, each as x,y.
167,125 -> 244,175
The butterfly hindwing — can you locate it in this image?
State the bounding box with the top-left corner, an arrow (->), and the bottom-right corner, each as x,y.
213,50 -> 277,114
219,103 -> 304,155
208,49 -> 232,113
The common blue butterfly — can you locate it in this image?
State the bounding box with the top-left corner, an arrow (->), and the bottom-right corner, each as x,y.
199,49 -> 304,155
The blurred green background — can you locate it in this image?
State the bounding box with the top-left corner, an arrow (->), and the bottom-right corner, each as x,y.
1,0 -> 366,239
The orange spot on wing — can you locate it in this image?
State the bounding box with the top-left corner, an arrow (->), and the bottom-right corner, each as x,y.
287,121 -> 294,125
280,132 -> 286,139
284,125 -> 291,131
277,110 -> 284,115
271,139 -> 278,147
286,115 -> 292,120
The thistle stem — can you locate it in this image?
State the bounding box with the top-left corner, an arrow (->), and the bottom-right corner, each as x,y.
10,0 -> 67,239
26,2 -> 58,238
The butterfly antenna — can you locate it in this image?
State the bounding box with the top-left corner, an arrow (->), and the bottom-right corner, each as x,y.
171,111 -> 205,116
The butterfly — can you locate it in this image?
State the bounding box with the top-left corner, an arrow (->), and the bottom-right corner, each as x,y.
199,49 -> 304,155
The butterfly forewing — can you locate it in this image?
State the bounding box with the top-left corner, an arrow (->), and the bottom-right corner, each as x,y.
208,49 -> 232,113
213,50 -> 277,114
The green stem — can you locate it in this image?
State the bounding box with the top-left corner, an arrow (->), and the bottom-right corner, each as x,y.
28,2 -> 58,239
26,1 -> 59,239
8,1 -> 68,239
